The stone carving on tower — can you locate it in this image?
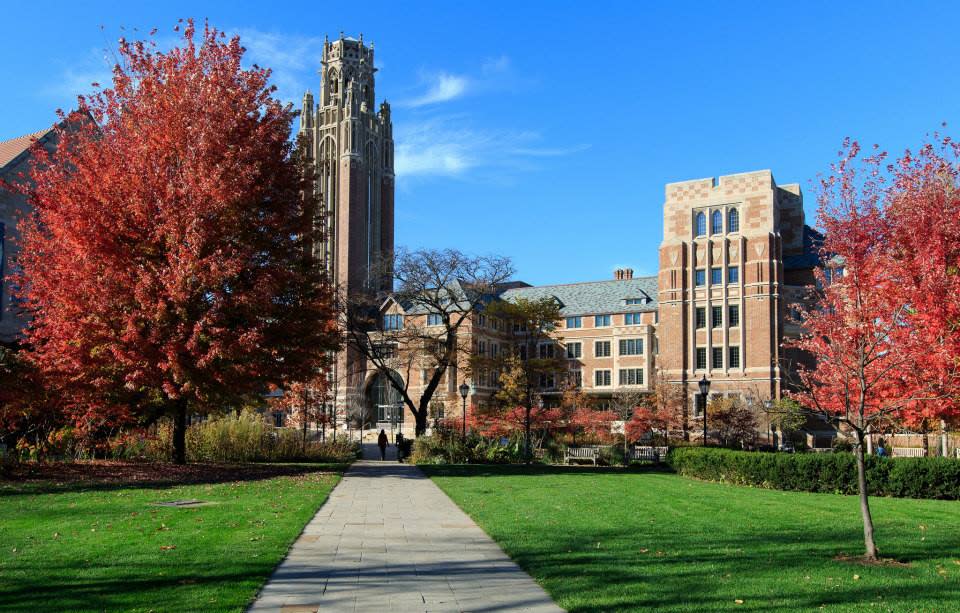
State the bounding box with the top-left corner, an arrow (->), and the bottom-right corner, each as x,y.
299,33 -> 395,414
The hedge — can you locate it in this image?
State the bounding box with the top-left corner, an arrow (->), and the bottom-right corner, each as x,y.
667,447 -> 960,500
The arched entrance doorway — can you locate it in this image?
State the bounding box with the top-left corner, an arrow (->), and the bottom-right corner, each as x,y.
366,371 -> 404,430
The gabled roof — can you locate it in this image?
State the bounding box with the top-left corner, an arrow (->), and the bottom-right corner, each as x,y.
500,276 -> 659,317
0,128 -> 52,170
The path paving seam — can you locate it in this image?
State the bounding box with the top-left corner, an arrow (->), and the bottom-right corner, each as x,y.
248,445 -> 563,612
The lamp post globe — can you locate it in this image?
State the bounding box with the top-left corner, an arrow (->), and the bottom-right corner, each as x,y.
698,375 -> 711,446
459,382 -> 470,441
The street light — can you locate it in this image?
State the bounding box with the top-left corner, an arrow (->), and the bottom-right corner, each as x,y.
763,399 -> 774,447
459,382 -> 470,441
698,375 -> 711,446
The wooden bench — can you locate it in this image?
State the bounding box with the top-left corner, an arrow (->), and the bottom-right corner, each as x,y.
565,446 -> 600,465
631,446 -> 669,463
892,447 -> 926,458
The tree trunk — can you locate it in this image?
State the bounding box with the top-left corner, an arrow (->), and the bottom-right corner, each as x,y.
524,405 -> 532,465
172,400 -> 187,465
414,409 -> 427,437
854,431 -> 879,560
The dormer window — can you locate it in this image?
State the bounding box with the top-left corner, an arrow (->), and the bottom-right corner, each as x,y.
383,314 -> 403,330
624,297 -> 649,306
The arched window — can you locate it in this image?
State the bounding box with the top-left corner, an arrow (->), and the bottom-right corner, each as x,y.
695,212 -> 706,237
728,208 -> 740,233
711,209 -> 723,234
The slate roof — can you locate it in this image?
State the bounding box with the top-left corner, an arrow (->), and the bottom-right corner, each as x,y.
0,128 -> 51,170
783,225 -> 824,271
500,276 -> 659,317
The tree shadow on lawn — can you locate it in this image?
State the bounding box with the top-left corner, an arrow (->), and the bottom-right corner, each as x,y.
0,460 -> 348,496
421,465 -> 960,611
0,559 -> 275,612
502,525 -> 960,612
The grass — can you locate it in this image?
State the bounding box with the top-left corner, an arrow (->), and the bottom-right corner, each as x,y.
0,461 -> 345,612
423,465 -> 960,612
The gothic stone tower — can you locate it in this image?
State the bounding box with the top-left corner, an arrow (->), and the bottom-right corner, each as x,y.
299,34 -> 395,413
657,171 -> 804,440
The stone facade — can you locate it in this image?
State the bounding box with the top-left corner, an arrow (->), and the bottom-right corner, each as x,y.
298,34 -> 395,414
657,170 -> 816,438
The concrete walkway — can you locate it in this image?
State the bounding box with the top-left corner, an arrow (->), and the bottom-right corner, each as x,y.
248,444 -> 563,612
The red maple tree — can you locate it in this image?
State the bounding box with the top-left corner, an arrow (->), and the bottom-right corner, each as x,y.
788,138 -> 958,560
16,21 -> 338,463
883,133 -> 960,432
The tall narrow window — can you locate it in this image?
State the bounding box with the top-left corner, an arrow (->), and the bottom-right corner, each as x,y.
711,209 -> 723,234
695,212 -> 706,237
696,347 -> 707,370
729,346 -> 741,369
728,208 -> 740,233
728,304 -> 740,328
695,307 -> 706,329
728,266 -> 740,283
711,306 -> 722,328
712,347 -> 724,369
695,269 -> 706,287
711,267 -> 722,284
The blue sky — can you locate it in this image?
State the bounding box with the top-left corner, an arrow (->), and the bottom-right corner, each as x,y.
2,1 -> 959,285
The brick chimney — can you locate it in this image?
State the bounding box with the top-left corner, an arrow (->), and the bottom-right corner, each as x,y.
623,268 -> 634,279
614,268 -> 624,280
614,268 -> 634,280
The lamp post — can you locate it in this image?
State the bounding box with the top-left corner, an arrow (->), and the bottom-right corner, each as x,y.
459,382 -> 470,441
763,399 -> 774,447
698,375 -> 711,446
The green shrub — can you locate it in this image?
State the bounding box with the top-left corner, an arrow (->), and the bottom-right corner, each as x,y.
667,447 -> 960,500
409,432 -> 525,465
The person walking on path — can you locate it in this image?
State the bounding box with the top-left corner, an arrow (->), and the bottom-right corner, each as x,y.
377,429 -> 388,461
396,432 -> 405,463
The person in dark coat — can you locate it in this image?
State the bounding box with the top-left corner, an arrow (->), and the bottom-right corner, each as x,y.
396,433 -> 405,463
377,429 -> 388,461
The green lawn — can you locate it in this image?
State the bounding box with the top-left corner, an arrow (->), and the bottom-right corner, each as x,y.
0,462 -> 344,612
424,465 -> 960,612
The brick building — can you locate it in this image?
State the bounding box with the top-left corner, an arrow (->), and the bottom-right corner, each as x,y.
0,127 -> 60,345
358,171 -> 819,438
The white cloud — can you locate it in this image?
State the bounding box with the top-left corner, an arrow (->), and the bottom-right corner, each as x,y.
234,28 -> 324,105
399,72 -> 470,108
394,116 -> 587,182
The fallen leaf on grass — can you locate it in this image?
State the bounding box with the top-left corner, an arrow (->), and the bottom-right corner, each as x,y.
735,599 -> 744,605
853,574 -> 860,581
160,545 -> 176,551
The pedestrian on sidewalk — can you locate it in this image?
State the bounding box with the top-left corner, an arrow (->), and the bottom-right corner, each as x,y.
396,432 -> 405,463
377,429 -> 388,461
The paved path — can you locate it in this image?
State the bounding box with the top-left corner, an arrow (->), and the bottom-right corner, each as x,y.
248,445 -> 563,612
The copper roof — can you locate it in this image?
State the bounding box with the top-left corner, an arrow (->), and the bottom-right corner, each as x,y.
0,128 -> 51,170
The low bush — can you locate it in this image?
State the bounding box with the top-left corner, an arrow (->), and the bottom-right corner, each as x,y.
114,410 -> 360,463
410,431 -> 526,465
668,447 -> 960,500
